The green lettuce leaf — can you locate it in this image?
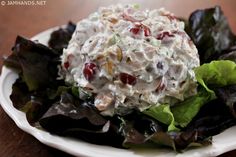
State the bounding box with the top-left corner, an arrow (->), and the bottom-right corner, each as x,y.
195,60 -> 236,88
143,104 -> 179,131
172,60 -> 236,127
171,88 -> 213,128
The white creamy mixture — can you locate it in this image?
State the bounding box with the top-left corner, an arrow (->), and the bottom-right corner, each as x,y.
60,4 -> 200,115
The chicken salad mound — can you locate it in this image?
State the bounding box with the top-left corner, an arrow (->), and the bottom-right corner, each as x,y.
61,4 -> 200,116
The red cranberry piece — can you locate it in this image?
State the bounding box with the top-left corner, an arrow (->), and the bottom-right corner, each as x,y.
144,26 -> 151,36
130,27 -> 141,35
64,61 -> 70,69
130,24 -> 151,36
119,73 -> 137,85
156,31 -> 174,40
63,54 -> 75,70
83,62 -> 97,81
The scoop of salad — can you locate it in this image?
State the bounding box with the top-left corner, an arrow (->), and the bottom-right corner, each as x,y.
60,4 -> 200,115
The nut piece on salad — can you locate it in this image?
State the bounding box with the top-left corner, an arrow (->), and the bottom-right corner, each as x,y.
60,4 -> 200,116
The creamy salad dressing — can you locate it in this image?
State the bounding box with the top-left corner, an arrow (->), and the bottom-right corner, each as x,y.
60,4 -> 200,115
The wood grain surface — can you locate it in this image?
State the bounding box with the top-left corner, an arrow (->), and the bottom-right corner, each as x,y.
0,0 -> 236,157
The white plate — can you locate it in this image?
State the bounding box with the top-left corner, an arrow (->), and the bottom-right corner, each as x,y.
1,27 -> 236,157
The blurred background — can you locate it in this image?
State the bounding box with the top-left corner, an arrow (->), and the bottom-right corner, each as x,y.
0,0 -> 236,156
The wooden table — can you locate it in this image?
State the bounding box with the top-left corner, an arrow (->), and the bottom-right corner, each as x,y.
0,0 -> 236,156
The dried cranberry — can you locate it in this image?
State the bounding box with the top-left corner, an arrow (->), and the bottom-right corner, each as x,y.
63,54 -> 74,69
144,26 -> 151,36
130,27 -> 141,35
64,61 -> 70,69
83,62 -> 97,81
120,73 -> 137,85
156,31 -> 174,40
130,24 -> 151,36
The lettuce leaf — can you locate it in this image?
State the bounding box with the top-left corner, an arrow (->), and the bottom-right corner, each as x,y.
195,60 -> 236,88
143,104 -> 179,131
216,85 -> 236,117
4,36 -> 61,91
188,6 -> 236,63
48,21 -> 76,53
171,88 -> 213,128
172,60 -> 236,127
219,51 -> 236,62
